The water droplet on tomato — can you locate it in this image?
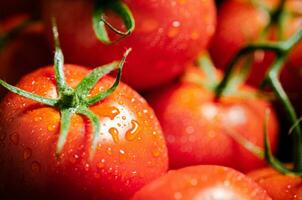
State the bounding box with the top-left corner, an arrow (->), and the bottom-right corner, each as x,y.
103,106 -> 120,120
31,161 -> 41,173
119,149 -> 126,162
152,148 -> 161,158
23,148 -> 32,160
34,116 -> 42,122
125,120 -> 140,141
174,191 -> 183,200
109,128 -> 119,143
9,133 -> 19,145
167,27 -> 179,38
47,124 -> 55,132
106,147 -> 113,155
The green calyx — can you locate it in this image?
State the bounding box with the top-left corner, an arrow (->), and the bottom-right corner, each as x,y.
0,19 -> 131,159
93,0 -> 135,44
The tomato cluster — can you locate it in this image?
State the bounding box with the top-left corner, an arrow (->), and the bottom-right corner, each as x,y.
0,0 -> 301,199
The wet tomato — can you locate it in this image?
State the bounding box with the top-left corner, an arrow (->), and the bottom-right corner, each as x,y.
248,166 -> 302,200
209,0 -> 302,94
0,64 -> 168,200
147,66 -> 278,172
42,0 -> 216,90
132,165 -> 271,200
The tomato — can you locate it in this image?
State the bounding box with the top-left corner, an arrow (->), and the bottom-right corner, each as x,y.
248,166 -> 302,200
132,165 -> 272,200
209,0 -> 302,94
147,66 -> 278,172
0,64 -> 168,199
42,0 -> 216,90
0,0 -> 40,18
0,14 -> 52,98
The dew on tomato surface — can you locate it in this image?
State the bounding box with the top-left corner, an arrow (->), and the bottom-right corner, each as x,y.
152,148 -> 161,158
109,127 -> 120,144
102,106 -> 120,120
106,147 -> 113,155
119,149 -> 126,162
47,124 -> 56,132
125,120 -> 140,141
190,178 -> 198,186
31,161 -> 41,173
174,191 -> 183,200
23,147 -> 32,160
9,133 -> 19,145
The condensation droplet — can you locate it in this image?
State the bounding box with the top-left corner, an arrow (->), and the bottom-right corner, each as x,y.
125,120 -> 140,141
119,149 -> 126,162
109,128 -> 119,144
9,133 -> 19,145
31,161 -> 41,173
152,148 -> 161,158
106,147 -> 113,155
103,106 -> 120,120
23,148 -> 32,160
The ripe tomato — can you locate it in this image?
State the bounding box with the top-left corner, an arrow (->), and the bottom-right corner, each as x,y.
0,64 -> 168,199
209,0 -> 302,93
147,66 -> 278,172
132,165 -> 272,200
0,14 -> 52,98
0,0 -> 40,18
42,0 -> 216,90
248,166 -> 302,200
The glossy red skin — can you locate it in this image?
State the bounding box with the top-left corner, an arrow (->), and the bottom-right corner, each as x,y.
0,65 -> 168,200
42,0 -> 216,90
132,165 -> 272,200
0,14 -> 52,98
209,0 -> 302,93
248,166 -> 302,200
147,67 -> 278,172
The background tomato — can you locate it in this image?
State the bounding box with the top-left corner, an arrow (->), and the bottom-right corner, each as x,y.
209,0 -> 302,96
147,66 -> 278,172
132,165 -> 271,200
0,14 -> 52,98
0,64 -> 168,200
248,167 -> 302,200
42,0 -> 216,90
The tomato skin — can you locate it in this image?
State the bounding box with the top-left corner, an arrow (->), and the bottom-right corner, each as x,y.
0,14 -> 52,98
209,0 -> 302,92
42,0 -> 216,90
0,65 -> 168,200
147,66 -> 278,172
248,167 -> 302,200
132,165 -> 272,200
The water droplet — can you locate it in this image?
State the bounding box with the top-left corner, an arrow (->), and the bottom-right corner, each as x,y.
152,148 -> 161,158
9,133 -> 19,145
31,161 -> 41,173
34,116 -> 41,122
119,149 -> 126,162
125,120 -> 140,141
23,148 -> 32,160
190,31 -> 199,40
109,128 -> 119,143
103,106 -> 120,120
106,147 -> 113,155
172,21 -> 181,28
47,124 -> 56,132
174,192 -> 183,200
122,116 -> 126,120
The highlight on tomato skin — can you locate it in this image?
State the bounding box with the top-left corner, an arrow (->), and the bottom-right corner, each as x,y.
0,64 -> 168,200
147,66 -> 279,173
131,165 -> 272,200
248,166 -> 302,200
41,0 -> 217,90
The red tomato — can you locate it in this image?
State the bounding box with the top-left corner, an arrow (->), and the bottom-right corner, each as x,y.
209,0 -> 302,93
0,14 -> 52,98
0,0 -> 40,18
0,65 -> 168,199
248,166 -> 302,200
132,165 -> 272,200
147,66 -> 278,172
42,0 -> 216,90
